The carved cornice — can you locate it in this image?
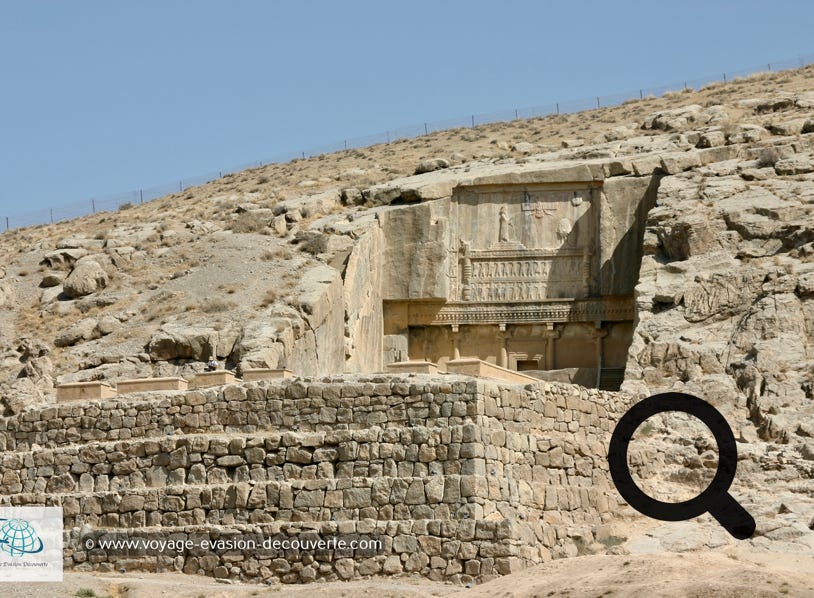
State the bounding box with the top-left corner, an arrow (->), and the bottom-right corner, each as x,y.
406,297 -> 634,326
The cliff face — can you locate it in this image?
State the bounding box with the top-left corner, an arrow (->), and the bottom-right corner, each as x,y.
625,106 -> 814,458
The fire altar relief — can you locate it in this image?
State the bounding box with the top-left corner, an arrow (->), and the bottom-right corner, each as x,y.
452,185 -> 595,302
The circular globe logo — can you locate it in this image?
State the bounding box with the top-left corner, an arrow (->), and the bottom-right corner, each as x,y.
0,518 -> 44,557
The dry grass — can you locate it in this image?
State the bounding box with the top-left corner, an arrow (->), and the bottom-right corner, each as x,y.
260,247 -> 293,261
200,298 -> 237,313
259,288 -> 277,307
230,212 -> 268,233
217,283 -> 242,295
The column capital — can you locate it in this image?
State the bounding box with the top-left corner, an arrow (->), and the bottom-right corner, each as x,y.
542,323 -> 561,340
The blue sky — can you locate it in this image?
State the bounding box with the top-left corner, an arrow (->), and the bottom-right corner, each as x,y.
2,1 -> 813,219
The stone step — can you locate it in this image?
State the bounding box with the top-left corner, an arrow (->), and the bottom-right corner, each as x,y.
0,424 -> 608,507
2,375 -> 614,451
0,419 -> 539,454
2,475 -> 612,538
0,378 -> 618,456
65,518 -> 561,584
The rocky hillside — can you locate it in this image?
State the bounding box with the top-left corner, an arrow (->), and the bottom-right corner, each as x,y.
1,64 -> 814,590
0,66 -> 813,447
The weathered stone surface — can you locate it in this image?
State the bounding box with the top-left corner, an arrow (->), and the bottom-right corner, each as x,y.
775,157 -> 814,175
63,259 -> 108,298
148,323 -> 237,361
40,272 -> 64,287
415,158 -> 450,174
511,142 -> 536,154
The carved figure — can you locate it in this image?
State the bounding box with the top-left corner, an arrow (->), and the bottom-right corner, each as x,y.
498,206 -> 510,242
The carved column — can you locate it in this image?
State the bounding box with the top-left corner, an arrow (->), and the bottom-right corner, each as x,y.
590,324 -> 609,388
498,323 -> 508,368
459,240 -> 472,301
542,323 -> 560,370
581,251 -> 592,296
451,325 -> 461,360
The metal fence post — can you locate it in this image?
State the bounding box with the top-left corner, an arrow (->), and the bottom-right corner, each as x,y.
471,115 -> 475,127
556,103 -> 559,115
140,189 -> 143,203
596,96 -> 600,108
424,123 -> 428,135
5,217 -> 8,231
92,200 -> 95,213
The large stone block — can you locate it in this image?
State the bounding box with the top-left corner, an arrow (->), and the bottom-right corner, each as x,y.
385,360 -> 439,374
445,359 -> 537,384
190,370 -> 238,388
116,377 -> 188,394
56,381 -> 117,402
242,368 -> 294,382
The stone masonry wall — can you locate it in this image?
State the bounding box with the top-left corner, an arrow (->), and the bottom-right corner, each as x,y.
0,375 -> 630,584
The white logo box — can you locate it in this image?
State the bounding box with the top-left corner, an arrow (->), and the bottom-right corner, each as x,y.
0,506 -> 63,582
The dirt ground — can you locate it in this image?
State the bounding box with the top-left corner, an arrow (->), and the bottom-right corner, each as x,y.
8,550 -> 814,598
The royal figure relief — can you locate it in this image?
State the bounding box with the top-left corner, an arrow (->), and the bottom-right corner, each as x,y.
498,206 -> 510,242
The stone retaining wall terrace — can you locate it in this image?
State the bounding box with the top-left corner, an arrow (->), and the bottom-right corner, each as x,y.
0,375 -> 631,584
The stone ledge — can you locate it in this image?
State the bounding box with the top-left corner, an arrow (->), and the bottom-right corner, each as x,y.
384,360 -> 441,374
116,377 -> 188,394
56,381 -> 117,402
242,368 -> 294,382
190,370 -> 239,388
445,359 -> 539,384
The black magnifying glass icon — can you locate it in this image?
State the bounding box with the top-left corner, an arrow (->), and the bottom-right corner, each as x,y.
608,392 -> 756,539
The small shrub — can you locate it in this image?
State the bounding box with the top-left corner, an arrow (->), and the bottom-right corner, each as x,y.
200,298 -> 237,313
118,202 -> 134,211
297,233 -> 329,255
274,247 -> 293,260
230,212 -> 267,234
259,288 -> 277,307
218,283 -> 242,295
638,421 -> 656,437
757,147 -> 780,168
75,590 -> 96,598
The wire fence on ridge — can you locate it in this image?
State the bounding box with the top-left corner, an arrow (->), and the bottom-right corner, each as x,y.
4,52 -> 814,233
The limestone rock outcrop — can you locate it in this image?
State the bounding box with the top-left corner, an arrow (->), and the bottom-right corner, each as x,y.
625,141 -> 814,457
147,322 -> 237,361
63,259 -> 108,298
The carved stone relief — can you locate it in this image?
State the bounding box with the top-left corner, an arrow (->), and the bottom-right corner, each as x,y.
451,185 -> 596,303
